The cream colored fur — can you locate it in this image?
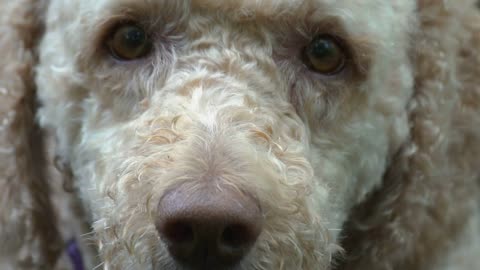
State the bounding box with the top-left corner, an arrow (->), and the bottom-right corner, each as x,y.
0,0 -> 479,269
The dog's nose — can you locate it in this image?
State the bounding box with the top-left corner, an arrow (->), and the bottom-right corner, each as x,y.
156,185 -> 262,268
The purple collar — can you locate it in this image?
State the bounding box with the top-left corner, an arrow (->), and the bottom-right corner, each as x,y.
67,239 -> 85,270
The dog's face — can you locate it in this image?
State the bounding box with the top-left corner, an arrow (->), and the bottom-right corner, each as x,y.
36,0 -> 416,269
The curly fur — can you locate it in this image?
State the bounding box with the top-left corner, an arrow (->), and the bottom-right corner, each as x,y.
0,1 -> 62,268
0,0 -> 479,269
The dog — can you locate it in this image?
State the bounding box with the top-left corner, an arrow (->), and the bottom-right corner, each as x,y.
1,0 -> 479,269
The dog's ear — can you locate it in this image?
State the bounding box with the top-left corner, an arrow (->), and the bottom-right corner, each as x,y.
336,1 -> 480,270
0,0 -> 64,268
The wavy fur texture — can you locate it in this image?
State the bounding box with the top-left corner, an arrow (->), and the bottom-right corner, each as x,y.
0,0 -> 62,268
0,0 -> 478,269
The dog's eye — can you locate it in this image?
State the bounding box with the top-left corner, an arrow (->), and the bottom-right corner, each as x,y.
303,35 -> 346,75
107,24 -> 152,60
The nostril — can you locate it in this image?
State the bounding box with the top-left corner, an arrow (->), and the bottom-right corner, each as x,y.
162,221 -> 195,245
218,222 -> 261,263
159,220 -> 198,262
221,224 -> 252,249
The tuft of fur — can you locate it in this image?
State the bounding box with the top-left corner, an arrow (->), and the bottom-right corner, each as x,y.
0,0 -> 478,270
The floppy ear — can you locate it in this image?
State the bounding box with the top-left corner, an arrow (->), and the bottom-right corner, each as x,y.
0,0 -> 64,268
336,1 -> 480,270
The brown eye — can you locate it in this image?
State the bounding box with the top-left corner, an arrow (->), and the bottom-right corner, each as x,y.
303,35 -> 346,75
107,24 -> 152,60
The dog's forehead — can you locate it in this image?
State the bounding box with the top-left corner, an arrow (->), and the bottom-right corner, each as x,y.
66,0 -> 415,32
190,0 -> 410,16
190,0 -> 416,37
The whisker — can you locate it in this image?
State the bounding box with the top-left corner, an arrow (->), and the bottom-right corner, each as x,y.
93,261 -> 105,270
